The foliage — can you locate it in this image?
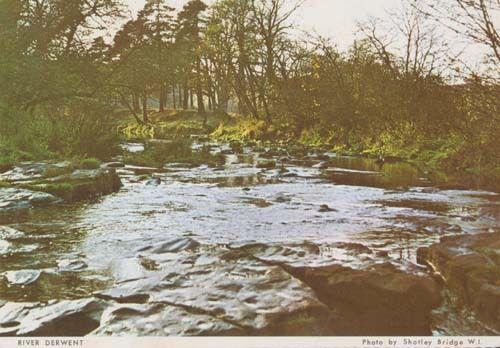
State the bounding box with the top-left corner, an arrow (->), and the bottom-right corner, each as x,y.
75,158 -> 102,170
0,0 -> 498,187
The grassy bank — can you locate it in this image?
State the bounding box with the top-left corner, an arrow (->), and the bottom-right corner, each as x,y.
119,109 -> 499,191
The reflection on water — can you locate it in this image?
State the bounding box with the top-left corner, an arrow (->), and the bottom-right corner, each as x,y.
0,203 -> 112,301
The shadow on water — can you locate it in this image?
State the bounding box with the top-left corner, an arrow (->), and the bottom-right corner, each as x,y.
320,156 -> 498,192
321,157 -> 429,190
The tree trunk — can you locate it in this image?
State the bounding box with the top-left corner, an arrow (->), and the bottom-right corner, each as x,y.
142,94 -> 149,123
172,85 -> 176,109
133,93 -> 140,114
159,85 -> 165,113
182,81 -> 189,109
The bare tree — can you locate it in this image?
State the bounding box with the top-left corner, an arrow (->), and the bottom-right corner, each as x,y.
412,0 -> 500,64
358,1 -> 451,80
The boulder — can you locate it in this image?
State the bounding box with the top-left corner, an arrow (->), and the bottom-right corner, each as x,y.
4,270 -> 42,285
39,168 -> 122,201
0,299 -> 105,336
417,232 -> 500,331
97,240 -> 333,336
284,262 -> 442,335
0,188 -> 60,215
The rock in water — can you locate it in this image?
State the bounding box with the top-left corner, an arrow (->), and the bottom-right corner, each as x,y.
319,204 -> 337,213
313,161 -> 329,169
57,259 -> 88,272
284,262 -> 442,335
0,240 -> 12,254
138,237 -> 201,254
0,299 -> 105,336
0,226 -> 24,240
145,177 -> 161,186
103,162 -> 125,168
0,188 -> 60,215
97,243 -> 333,335
417,232 -> 500,331
91,303 -> 242,336
4,270 -> 42,285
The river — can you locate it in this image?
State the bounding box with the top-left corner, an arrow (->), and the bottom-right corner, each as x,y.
0,141 -> 498,335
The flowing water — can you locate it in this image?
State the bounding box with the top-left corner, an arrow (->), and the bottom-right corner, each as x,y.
0,141 -> 499,335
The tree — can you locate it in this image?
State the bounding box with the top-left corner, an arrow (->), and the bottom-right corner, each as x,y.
177,0 -> 208,118
413,0 -> 500,65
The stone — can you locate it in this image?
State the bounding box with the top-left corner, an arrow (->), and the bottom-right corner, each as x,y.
145,177 -> 161,186
58,259 -> 88,272
319,204 -> 337,213
313,162 -> 329,169
0,240 -> 12,254
103,162 -> 125,168
4,270 -> 42,285
419,232 -> 500,331
138,237 -> 201,254
0,299 -> 105,336
284,262 -> 442,335
91,303 -> 243,336
97,242 -> 333,335
0,188 -> 59,215
0,226 -> 24,240
0,163 -> 47,182
332,242 -> 372,255
43,168 -> 122,201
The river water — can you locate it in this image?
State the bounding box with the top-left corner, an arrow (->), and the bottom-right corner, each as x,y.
0,141 -> 499,335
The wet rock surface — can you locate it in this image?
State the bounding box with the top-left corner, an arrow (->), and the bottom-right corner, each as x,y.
0,163 -> 121,218
95,238 -> 332,335
418,232 -> 500,331
0,141 -> 499,336
0,299 -> 105,336
0,188 -> 59,216
282,262 -> 441,335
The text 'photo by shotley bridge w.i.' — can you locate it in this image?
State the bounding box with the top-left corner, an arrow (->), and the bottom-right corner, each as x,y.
0,0 -> 499,346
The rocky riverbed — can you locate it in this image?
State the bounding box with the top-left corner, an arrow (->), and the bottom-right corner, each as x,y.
0,140 -> 498,336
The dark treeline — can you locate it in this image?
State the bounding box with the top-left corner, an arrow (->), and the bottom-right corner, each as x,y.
0,0 -> 498,179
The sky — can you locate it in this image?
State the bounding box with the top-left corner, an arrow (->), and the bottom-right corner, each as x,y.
123,0 -> 402,49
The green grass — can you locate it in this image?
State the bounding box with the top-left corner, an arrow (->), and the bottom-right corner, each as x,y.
44,165 -> 74,178
75,158 -> 101,170
18,182 -> 74,198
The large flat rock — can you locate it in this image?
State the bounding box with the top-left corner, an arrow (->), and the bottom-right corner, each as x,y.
95,237 -> 332,336
0,187 -> 60,215
0,163 -> 122,213
0,299 -> 105,336
418,232 -> 500,331
281,262 -> 442,335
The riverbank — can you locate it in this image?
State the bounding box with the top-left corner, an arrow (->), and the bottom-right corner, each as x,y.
118,110 -> 500,192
